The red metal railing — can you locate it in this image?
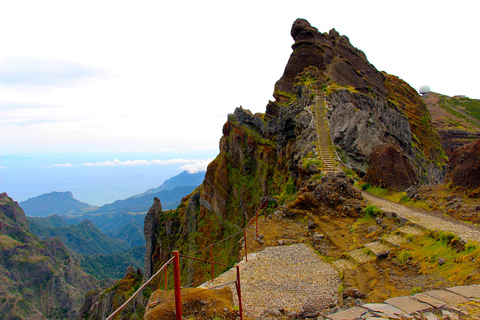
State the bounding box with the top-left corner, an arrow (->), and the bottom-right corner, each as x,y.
106,198 -> 270,320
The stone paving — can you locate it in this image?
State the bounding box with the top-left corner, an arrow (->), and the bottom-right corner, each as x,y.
327,285 -> 480,319
201,243 -> 340,318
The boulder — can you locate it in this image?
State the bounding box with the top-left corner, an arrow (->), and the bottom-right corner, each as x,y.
446,138 -> 480,190
364,143 -> 419,191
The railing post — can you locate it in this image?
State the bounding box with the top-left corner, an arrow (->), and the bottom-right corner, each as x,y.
236,265 -> 243,320
173,251 -> 182,320
210,245 -> 214,282
244,229 -> 248,262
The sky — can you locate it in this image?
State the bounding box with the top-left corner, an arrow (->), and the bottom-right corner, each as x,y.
1,0 -> 479,205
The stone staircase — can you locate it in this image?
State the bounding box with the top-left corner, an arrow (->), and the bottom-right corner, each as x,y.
315,88 -> 338,173
333,219 -> 425,270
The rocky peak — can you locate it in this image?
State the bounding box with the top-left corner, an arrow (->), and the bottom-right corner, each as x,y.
144,197 -> 162,279
275,18 -> 386,99
0,192 -> 29,233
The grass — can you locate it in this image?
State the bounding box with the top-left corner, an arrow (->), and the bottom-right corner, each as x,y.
396,231 -> 480,284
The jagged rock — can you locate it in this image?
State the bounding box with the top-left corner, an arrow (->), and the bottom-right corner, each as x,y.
364,143 -> 419,191
144,197 -> 162,279
0,193 -> 99,319
406,185 -> 419,199
342,288 -> 366,299
446,138 -> 480,190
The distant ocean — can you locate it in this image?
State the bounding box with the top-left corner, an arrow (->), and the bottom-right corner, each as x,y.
0,151 -> 217,206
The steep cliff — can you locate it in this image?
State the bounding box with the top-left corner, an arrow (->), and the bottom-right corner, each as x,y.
0,193 -> 99,319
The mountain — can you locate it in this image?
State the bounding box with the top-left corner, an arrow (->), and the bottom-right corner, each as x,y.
27,216 -> 130,256
110,219 -> 145,247
19,191 -> 97,217
93,185 -> 197,214
423,91 -> 480,157
77,245 -> 146,280
141,170 -> 205,195
0,192 -> 99,319
141,17 -> 446,289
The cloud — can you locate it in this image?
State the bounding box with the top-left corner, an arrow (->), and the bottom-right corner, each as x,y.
81,158 -> 212,168
52,163 -> 74,168
180,159 -> 213,173
0,56 -> 108,88
0,166 -> 7,169
82,158 -> 151,167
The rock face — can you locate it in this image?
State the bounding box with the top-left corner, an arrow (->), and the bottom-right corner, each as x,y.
0,193 -> 99,319
446,138 -> 480,190
76,267 -> 145,320
144,197 -> 161,279
276,19 -> 386,99
364,143 -> 419,191
275,18 -> 445,184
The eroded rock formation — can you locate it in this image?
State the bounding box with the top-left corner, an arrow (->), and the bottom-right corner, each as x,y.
446,138 -> 480,190
364,143 -> 419,191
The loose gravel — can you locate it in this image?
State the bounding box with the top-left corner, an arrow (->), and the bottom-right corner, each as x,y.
224,244 -> 340,318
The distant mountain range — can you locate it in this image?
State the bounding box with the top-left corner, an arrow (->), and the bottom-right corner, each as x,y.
19,191 -> 97,217
19,170 -> 205,217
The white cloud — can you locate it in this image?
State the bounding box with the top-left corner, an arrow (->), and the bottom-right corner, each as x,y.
52,163 -> 74,167
180,159 -> 213,173
0,166 -> 7,169
0,56 -> 108,88
81,158 -> 212,168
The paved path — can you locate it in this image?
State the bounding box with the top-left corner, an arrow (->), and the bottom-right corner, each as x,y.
328,285 -> 480,319
362,191 -> 480,243
201,243 -> 340,318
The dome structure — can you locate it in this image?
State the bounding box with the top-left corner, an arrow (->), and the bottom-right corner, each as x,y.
419,85 -> 431,94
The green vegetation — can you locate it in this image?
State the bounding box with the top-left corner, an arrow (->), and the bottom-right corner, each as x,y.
79,245 -> 146,280
395,231 -> 480,283
437,95 -> 480,128
28,218 -> 130,256
363,205 -> 382,217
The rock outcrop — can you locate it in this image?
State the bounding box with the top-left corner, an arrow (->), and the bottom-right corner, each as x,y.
446,138 -> 480,190
364,143 -> 419,191
275,19 -> 445,184
0,193 -> 99,319
144,197 -> 161,279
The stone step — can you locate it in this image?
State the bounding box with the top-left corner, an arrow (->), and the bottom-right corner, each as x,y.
382,234 -> 406,247
332,258 -> 356,270
363,241 -> 392,258
397,225 -> 424,236
346,248 -> 376,264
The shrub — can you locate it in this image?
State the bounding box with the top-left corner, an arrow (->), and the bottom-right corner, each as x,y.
364,205 -> 382,216
359,182 -> 371,190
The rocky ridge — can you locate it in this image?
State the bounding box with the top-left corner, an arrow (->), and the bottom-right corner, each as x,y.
0,193 -> 99,319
